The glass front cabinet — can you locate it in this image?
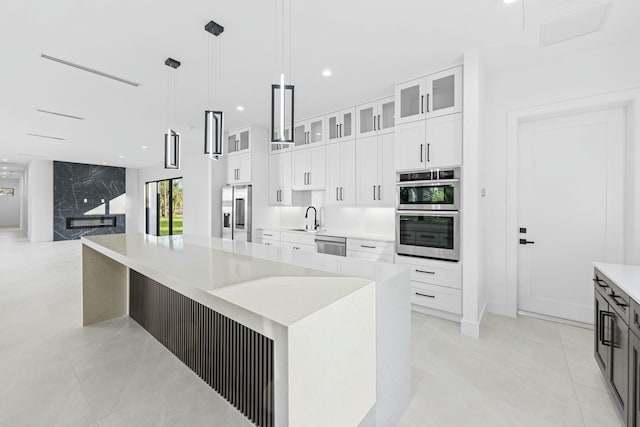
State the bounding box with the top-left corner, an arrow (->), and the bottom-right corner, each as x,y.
293,116 -> 325,149
326,108 -> 356,143
356,96 -> 395,139
394,65 -> 462,125
227,128 -> 251,155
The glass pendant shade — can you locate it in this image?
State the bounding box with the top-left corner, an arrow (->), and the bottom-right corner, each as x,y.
204,110 -> 223,159
164,129 -> 180,169
270,74 -> 294,143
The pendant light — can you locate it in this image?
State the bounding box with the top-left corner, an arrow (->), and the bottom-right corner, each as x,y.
164,57 -> 181,169
270,0 -> 294,144
204,20 -> 224,160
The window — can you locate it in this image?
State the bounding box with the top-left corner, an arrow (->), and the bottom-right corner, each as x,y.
0,188 -> 14,196
145,178 -> 183,236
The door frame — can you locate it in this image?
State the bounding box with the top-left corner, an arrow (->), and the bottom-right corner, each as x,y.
503,89 -> 640,318
145,176 -> 183,236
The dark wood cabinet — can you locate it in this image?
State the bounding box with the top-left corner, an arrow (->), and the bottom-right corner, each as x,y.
594,268 -> 630,426
629,331 -> 640,427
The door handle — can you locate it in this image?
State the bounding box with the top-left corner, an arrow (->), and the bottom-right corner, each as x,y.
519,239 -> 535,245
420,144 -> 423,163
416,292 -> 435,299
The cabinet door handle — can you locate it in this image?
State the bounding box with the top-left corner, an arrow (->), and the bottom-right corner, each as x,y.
374,116 -> 377,131
421,95 -> 424,114
416,292 -> 435,299
426,94 -> 430,113
378,185 -> 381,201
308,172 -> 311,185
361,245 -> 376,249
340,123 -> 343,138
600,311 -> 613,346
340,187 -> 343,201
420,144 -> 424,163
373,185 -> 376,200
427,143 -> 430,162
336,187 -> 339,201
378,114 -> 382,130
416,269 -> 436,274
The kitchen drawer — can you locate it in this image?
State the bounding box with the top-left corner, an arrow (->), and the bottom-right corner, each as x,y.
347,238 -> 394,256
396,255 -> 461,290
283,242 -> 316,253
262,238 -> 281,248
631,299 -> 640,339
281,232 -> 317,246
346,250 -> 394,264
595,268 -> 630,325
259,230 -> 281,241
411,282 -> 461,315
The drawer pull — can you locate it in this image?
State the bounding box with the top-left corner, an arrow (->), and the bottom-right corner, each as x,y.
263,233 -> 273,237
264,242 -> 271,246
593,278 -> 608,288
416,269 -> 436,275
361,245 -> 376,249
635,312 -> 640,330
415,292 -> 435,299
612,295 -> 628,308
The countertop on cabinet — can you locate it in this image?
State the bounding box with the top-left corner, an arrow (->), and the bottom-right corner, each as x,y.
594,262 -> 640,303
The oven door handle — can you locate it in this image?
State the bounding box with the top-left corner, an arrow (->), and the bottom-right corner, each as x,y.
396,179 -> 459,186
397,210 -> 459,216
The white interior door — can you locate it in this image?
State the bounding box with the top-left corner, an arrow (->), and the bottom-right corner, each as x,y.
517,108 -> 625,323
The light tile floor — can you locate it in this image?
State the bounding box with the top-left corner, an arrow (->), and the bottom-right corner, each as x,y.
0,228 -> 624,427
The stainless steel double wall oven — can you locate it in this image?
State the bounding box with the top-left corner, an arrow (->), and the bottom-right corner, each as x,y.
396,168 -> 460,261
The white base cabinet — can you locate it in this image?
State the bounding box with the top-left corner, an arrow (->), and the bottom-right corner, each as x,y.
347,238 -> 394,264
396,255 -> 462,316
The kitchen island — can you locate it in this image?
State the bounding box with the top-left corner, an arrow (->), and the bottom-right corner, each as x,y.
81,233 -> 410,427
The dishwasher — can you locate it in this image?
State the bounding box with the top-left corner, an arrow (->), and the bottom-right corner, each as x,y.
314,235 -> 347,257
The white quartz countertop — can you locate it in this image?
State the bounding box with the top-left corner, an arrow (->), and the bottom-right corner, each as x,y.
82,234 -> 373,327
594,262 -> 640,303
259,227 -> 396,243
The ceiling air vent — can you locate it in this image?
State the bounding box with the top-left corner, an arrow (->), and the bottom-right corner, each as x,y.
540,1 -> 612,47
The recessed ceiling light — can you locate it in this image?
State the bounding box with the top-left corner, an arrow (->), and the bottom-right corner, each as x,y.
2,167 -> 6,170
141,145 -> 148,149
119,155 -> 124,159
236,106 -> 244,111
1,159 -> 7,162
504,0 -> 518,3
322,69 -> 332,77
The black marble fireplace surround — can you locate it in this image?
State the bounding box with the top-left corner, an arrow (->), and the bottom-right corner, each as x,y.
54,161 -> 126,241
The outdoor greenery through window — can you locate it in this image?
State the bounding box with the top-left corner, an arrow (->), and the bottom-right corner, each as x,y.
145,178 -> 183,236
0,188 -> 14,196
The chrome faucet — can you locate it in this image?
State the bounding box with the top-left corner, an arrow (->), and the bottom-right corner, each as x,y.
304,206 -> 319,231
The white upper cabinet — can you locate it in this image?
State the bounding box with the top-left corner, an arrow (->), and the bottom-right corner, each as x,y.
394,66 -> 462,125
356,133 -> 395,207
292,145 -> 325,190
227,128 -> 251,155
394,113 -> 462,171
325,140 -> 356,206
327,108 -> 356,143
269,151 -> 292,205
425,67 -> 462,119
294,116 -> 325,149
227,152 -> 252,184
356,97 -> 395,139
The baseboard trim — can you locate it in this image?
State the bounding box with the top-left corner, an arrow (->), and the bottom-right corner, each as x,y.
460,318 -> 480,338
517,310 -> 594,330
487,301 -> 517,318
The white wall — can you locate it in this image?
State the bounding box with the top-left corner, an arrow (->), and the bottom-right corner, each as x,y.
27,160 -> 53,242
136,128 -> 223,237
482,42 -> 640,315
0,178 -> 21,227
20,175 -> 27,232
125,168 -> 139,234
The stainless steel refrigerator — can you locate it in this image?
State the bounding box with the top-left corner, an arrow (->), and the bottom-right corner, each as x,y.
221,185 -> 252,242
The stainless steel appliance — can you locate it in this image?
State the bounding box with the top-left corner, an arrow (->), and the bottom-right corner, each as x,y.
397,168 -> 460,211
221,185 -> 252,242
395,211 -> 460,260
315,235 -> 347,257
396,168 -> 460,261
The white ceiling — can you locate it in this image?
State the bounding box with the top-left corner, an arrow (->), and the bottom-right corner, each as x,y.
0,0 -> 638,169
